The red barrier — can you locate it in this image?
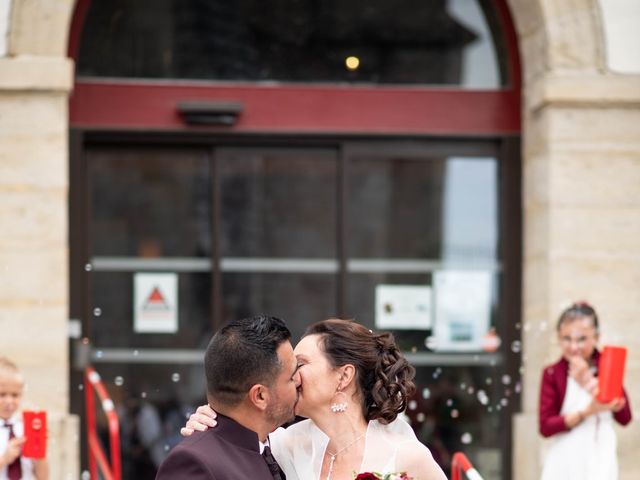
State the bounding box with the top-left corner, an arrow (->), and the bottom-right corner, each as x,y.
451,452 -> 483,480
84,366 -> 122,480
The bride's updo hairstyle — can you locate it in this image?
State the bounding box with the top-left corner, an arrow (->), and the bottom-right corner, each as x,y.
303,318 -> 415,424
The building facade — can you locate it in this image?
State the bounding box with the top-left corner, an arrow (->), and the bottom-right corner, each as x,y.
0,0 -> 638,478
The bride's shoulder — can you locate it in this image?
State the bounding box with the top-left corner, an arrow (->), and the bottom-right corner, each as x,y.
284,418 -> 314,434
368,419 -> 446,480
395,441 -> 447,480
272,419 -> 314,443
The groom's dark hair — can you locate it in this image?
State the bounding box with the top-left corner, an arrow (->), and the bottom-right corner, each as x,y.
205,315 -> 291,407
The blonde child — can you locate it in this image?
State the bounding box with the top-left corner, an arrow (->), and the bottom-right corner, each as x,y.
0,357 -> 48,480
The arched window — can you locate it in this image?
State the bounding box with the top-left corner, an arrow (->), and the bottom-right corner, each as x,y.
69,1 -> 521,478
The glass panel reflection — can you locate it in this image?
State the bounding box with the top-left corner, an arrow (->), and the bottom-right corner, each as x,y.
348,154 -> 498,262
91,363 -> 205,479
219,148 -> 337,259
77,0 -> 506,87
222,273 -> 337,342
89,148 -> 211,257
90,272 -> 212,349
409,365 -> 508,479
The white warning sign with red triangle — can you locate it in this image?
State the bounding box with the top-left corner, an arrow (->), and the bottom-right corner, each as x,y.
134,273 -> 178,333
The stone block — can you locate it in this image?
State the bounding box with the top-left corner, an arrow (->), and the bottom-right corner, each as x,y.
0,188 -> 67,248
617,414 -> 640,480
0,132 -> 68,188
518,26 -> 549,86
0,247 -> 67,303
549,152 -> 640,208
549,256 -> 640,315
550,206 -> 640,255
548,107 -> 640,151
522,106 -> 549,159
507,0 -> 545,37
523,153 -> 551,207
8,0 -> 75,56
524,205 -> 550,258
0,305 -> 68,413
542,0 -> 601,70
47,414 -> 80,480
0,92 -> 67,135
513,413 -> 541,480
523,255 -> 550,309
0,56 -> 74,91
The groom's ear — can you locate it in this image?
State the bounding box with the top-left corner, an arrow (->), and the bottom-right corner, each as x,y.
248,384 -> 269,411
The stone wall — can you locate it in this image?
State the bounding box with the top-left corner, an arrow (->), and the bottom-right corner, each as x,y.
0,0 -> 78,477
509,0 -> 640,478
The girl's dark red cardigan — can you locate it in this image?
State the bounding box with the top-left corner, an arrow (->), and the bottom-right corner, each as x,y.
539,349 -> 632,437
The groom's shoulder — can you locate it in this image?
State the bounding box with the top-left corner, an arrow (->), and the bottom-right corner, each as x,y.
156,430 -> 244,479
156,431 -> 219,479
168,430 -> 221,459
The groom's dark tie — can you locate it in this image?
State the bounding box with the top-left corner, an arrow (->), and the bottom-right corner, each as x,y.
262,445 -> 285,480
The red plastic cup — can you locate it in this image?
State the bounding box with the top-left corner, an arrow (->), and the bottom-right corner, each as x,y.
22,410 -> 47,458
597,346 -> 627,403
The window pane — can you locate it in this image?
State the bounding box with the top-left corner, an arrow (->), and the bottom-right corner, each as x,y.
222,273 -> 337,342
90,272 -> 212,349
219,148 -> 337,258
348,153 -> 498,261
77,0 -> 506,87
88,148 -> 211,257
93,363 -> 205,477
410,365 -> 508,478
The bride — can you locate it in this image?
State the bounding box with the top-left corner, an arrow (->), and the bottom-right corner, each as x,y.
183,318 -> 446,480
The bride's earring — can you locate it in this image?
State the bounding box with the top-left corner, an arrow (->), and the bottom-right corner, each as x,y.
330,389 -> 348,413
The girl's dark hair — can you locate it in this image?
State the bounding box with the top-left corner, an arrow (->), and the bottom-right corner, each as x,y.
304,318 -> 415,424
556,301 -> 599,332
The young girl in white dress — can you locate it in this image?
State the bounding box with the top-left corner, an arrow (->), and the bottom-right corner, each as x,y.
538,302 -> 632,480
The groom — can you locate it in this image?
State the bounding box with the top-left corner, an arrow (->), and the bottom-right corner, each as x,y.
156,315 -> 301,479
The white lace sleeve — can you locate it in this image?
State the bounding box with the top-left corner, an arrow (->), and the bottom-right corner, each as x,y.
267,426 -> 297,479
361,417 -> 445,479
269,419 -> 332,480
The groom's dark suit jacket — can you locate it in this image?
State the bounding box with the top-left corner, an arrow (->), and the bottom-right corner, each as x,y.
155,413 -> 277,479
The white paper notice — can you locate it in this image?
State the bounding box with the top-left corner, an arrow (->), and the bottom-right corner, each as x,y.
134,273 -> 178,333
433,270 -> 492,351
375,284 -> 432,330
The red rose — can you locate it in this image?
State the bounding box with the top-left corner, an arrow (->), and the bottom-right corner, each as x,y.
354,473 -> 379,480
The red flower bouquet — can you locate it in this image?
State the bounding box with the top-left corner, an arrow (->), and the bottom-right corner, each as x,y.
354,473 -> 413,480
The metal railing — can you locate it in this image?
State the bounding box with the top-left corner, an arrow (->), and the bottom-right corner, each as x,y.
84,366 -> 122,480
451,452 -> 484,480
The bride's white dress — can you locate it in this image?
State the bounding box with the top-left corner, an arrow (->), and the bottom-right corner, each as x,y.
269,416 -> 432,480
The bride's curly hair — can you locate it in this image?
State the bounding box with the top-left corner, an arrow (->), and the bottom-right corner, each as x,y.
303,318 -> 415,424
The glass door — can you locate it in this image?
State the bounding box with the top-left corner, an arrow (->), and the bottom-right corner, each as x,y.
71,136 -> 519,479
342,141 -> 510,478
216,147 -> 340,341
79,146 -> 214,478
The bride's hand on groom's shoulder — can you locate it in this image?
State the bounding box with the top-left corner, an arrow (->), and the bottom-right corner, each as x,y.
180,404 -> 218,436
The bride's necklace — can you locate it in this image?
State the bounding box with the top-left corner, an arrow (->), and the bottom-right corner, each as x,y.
325,432 -> 365,480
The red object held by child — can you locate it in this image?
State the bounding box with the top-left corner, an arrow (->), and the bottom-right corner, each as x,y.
22,410 -> 47,459
597,346 -> 627,403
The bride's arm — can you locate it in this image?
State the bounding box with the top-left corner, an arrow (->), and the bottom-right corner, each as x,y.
180,404 -> 217,436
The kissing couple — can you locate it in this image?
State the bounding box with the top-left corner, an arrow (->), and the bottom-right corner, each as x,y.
157,315 -> 446,480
